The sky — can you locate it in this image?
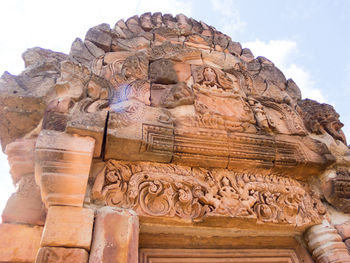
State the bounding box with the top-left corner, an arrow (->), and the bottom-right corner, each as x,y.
0,0 -> 349,213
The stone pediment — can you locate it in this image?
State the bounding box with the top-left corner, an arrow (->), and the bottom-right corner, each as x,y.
1,13 -> 345,181
1,12 -> 350,263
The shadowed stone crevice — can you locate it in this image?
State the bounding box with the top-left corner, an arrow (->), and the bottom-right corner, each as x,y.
101,110 -> 109,161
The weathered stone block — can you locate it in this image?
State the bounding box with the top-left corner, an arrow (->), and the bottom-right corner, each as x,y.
149,59 -> 178,84
89,207 -> 139,263
173,62 -> 191,82
322,169 -> 350,213
105,101 -> 174,162
42,111 -> 68,132
241,48 -> 254,62
35,130 -> 95,207
41,206 -> 94,250
140,12 -> 153,31
0,223 -> 43,263
85,23 -> 112,52
335,221 -> 350,240
150,82 -> 194,108
150,41 -> 202,64
227,40 -> 242,56
67,110 -> 108,158
286,78 -> 302,101
69,38 -> 95,65
111,36 -> 150,52
2,175 -> 46,226
0,71 -> 50,150
318,250 -> 350,263
5,138 -> 36,183
126,15 -> 143,34
345,239 -> 350,251
36,247 -> 89,263
306,223 -> 350,262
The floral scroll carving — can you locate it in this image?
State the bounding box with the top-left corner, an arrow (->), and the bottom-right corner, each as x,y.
96,160 -> 326,226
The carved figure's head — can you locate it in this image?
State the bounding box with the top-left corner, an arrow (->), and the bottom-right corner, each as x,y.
298,99 -> 347,145
203,67 -> 217,83
121,55 -> 148,80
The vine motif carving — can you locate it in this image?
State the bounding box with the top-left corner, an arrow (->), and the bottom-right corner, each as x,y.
98,160 -> 325,225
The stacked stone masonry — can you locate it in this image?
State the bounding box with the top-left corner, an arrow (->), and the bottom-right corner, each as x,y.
0,12 -> 349,263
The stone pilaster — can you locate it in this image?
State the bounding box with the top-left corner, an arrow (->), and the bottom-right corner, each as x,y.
89,207 -> 139,263
35,130 -> 95,207
0,138 -> 45,263
34,130 -> 95,263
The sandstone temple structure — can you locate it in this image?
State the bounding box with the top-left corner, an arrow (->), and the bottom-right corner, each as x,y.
0,13 -> 350,263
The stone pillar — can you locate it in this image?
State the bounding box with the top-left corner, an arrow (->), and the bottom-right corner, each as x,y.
89,207 -> 139,263
0,138 -> 44,263
34,130 -> 95,263
305,222 -> 350,263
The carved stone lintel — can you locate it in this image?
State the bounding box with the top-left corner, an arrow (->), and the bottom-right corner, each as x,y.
95,160 -> 326,227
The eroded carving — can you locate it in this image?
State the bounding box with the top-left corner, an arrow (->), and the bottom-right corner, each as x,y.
189,65 -> 256,132
298,99 -> 347,144
96,160 -> 325,226
323,168 -> 350,213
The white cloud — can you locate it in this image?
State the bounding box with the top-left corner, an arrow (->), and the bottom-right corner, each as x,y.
210,0 -> 246,38
243,39 -> 326,103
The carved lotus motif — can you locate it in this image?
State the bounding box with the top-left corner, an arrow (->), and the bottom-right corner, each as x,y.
255,203 -> 274,221
138,180 -> 174,217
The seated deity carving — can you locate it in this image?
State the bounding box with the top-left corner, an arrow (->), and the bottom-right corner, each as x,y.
190,66 -> 256,130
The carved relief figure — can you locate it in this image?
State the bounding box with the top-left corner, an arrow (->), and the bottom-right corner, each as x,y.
121,55 -> 149,81
190,65 -> 256,131
248,98 -> 273,131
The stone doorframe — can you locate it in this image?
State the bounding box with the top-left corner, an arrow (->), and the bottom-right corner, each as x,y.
32,130 -> 350,263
